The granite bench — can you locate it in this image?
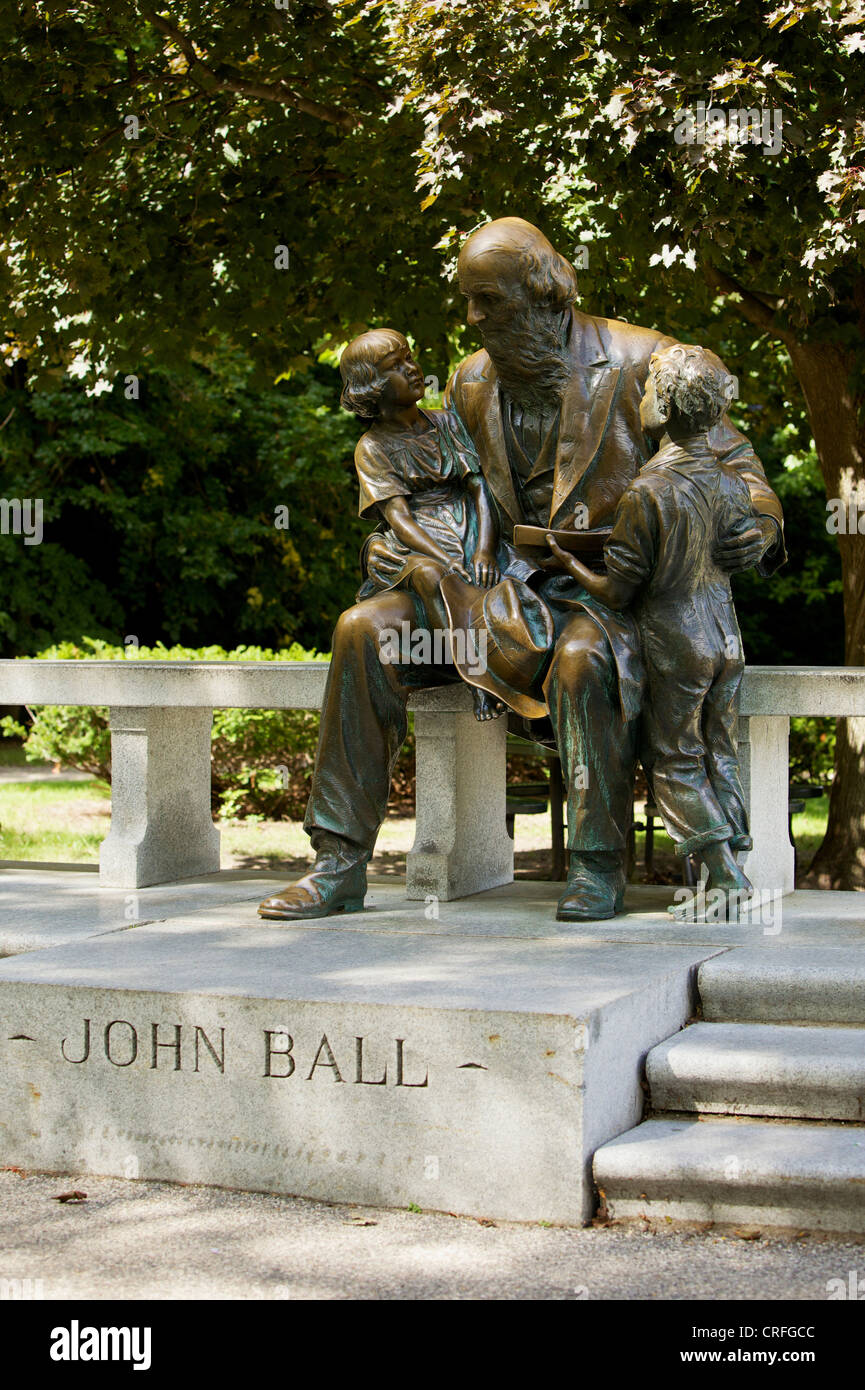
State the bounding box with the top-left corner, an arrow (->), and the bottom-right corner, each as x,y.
1,659 -> 862,899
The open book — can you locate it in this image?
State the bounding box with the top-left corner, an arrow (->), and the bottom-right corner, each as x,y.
512,525 -> 612,554
513,525 -> 612,573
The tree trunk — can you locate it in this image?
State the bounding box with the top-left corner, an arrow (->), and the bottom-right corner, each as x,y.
790,339 -> 865,889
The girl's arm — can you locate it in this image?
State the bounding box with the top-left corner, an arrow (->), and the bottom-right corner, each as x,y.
466,474 -> 500,587
381,497 -> 470,578
544,535 -> 638,610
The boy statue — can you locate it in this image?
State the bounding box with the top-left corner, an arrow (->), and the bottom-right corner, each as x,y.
548,343 -> 754,911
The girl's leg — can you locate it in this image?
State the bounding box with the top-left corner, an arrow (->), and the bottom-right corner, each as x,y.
404,559 -> 450,631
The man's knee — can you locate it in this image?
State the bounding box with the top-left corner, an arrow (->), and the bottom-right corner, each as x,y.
333,603 -> 377,650
333,595 -> 414,653
549,621 -> 612,689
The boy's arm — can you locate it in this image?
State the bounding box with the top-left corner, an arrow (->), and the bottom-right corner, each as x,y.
380,497 -> 470,579
702,358 -> 785,576
545,536 -> 638,610
466,474 -> 500,587
542,481 -> 655,608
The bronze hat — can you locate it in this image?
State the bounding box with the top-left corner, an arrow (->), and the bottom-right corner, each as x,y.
440,574 -> 555,719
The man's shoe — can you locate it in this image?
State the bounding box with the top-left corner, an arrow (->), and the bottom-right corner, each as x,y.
258,838 -> 368,920
556,852 -> 626,922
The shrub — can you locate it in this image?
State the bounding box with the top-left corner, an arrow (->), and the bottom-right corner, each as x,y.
788,716 -> 836,789
2,638 -> 314,819
0,354 -> 368,659
2,637 -> 417,819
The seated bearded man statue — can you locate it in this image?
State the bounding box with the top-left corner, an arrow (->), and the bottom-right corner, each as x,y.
259,217 -> 785,924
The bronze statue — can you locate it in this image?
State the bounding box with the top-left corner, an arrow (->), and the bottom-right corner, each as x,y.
548,343 -> 755,912
258,217 -> 785,924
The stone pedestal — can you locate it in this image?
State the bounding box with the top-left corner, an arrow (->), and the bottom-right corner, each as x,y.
99,707 -> 221,889
0,892 -> 707,1225
407,708 -> 513,901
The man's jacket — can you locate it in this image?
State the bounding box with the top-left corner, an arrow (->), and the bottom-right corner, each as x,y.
444,307 -> 785,566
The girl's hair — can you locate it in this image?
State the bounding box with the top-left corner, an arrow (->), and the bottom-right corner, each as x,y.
339,329 -> 409,422
649,344 -> 735,431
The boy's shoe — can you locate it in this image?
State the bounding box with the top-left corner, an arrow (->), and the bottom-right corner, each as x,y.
667,885 -> 753,923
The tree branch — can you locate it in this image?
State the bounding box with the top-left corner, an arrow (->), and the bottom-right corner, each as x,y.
203,73 -> 355,128
703,266 -> 793,346
142,8 -> 356,129
143,9 -> 201,69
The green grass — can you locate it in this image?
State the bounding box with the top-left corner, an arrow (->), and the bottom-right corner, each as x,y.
787,798 -> 829,873
0,779 -> 110,861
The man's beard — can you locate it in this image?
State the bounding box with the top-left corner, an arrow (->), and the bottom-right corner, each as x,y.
481,305 -> 571,410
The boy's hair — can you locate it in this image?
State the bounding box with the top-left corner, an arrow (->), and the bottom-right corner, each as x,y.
339,329 -> 408,422
649,344 -> 735,431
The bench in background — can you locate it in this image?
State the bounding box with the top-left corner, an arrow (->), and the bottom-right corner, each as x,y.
1,660 -> 861,900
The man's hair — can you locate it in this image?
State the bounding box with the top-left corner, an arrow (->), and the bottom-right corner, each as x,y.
520,242 -> 578,312
459,217 -> 578,312
339,329 -> 408,422
649,344 -> 735,431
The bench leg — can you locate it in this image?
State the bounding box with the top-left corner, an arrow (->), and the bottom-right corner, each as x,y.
406,709 -> 513,901
737,714 -> 795,896
99,706 -> 221,888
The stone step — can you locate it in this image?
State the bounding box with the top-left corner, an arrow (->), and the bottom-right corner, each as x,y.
593,1116 -> 865,1233
699,947 -> 865,1025
647,1021 -> 865,1121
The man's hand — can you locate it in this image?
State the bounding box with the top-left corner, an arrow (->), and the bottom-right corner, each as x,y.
470,549 -> 501,588
365,537 -> 404,580
713,516 -> 777,575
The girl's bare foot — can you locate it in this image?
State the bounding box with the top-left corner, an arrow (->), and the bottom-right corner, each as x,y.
473,688 -> 507,722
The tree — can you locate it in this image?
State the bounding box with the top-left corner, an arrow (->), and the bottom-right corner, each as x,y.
352,0 -> 865,885
0,0 -> 456,385
2,1 -> 862,880
0,346 -> 368,655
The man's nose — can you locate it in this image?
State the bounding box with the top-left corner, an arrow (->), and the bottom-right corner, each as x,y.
466,298 -> 485,326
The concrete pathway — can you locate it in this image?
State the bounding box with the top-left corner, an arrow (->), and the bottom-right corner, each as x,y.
2,868 -> 864,1283
4,867 -> 865,956
1,1169 -> 862,1301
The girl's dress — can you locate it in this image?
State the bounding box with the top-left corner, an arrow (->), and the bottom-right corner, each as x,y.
354,407 -> 532,599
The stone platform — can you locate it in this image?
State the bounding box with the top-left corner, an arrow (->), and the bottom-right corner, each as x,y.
0,868 -> 863,1226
